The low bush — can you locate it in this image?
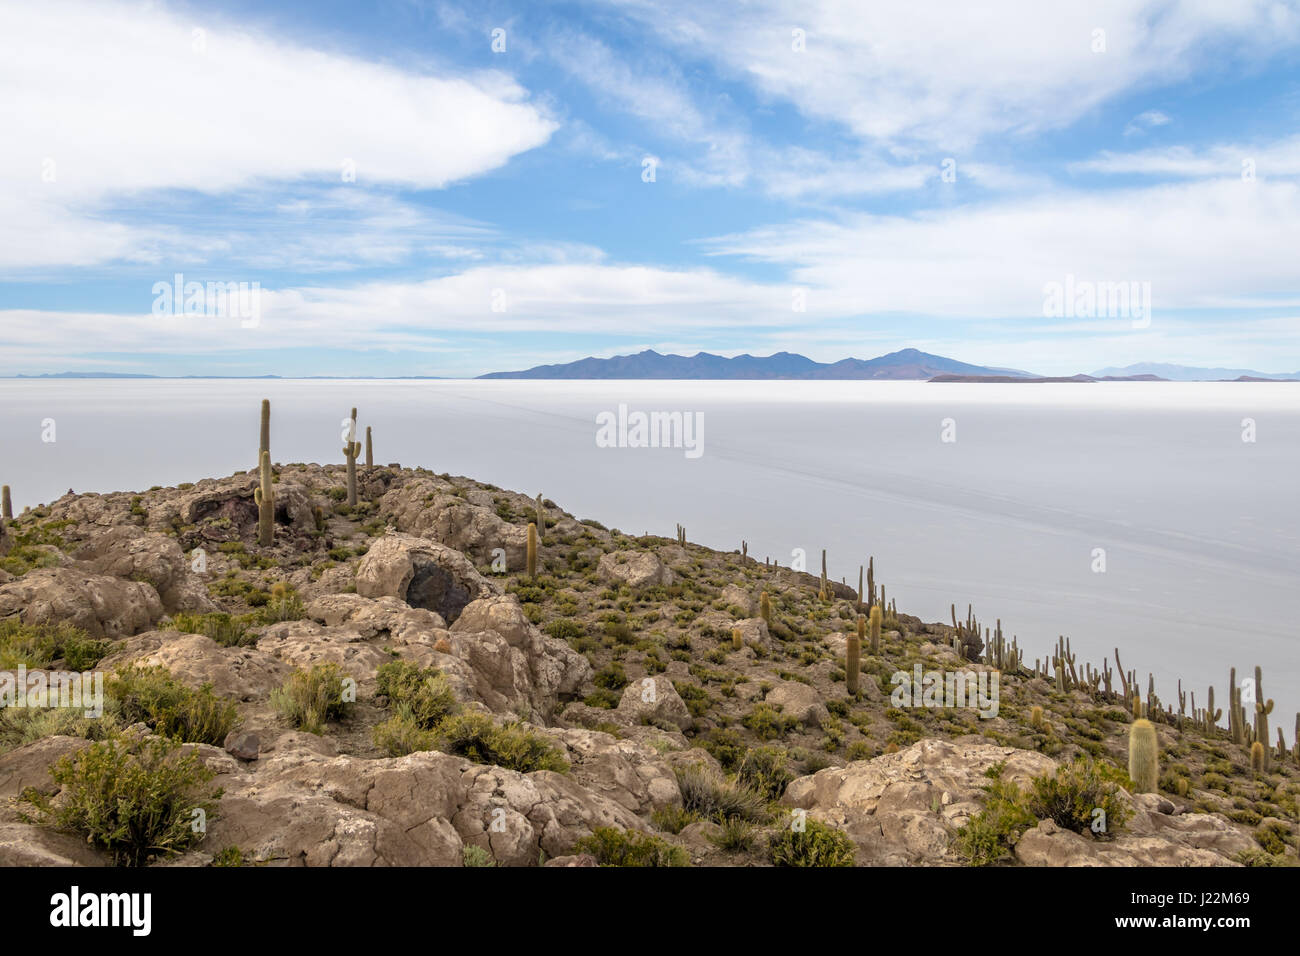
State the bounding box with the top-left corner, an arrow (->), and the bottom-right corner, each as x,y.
19,733 -> 219,867
271,663 -> 352,735
768,818 -> 855,867
574,826 -> 689,867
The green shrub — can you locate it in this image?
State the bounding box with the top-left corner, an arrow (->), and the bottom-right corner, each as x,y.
168,612 -> 255,648
736,747 -> 794,801
709,816 -> 757,853
743,703 -> 798,740
543,619 -> 586,641
372,712 -> 438,757
955,765 -> 1039,866
108,665 -> 239,745
0,698 -> 124,755
574,827 -> 689,867
0,618 -> 112,670
592,662 -> 628,691
650,804 -> 699,834
374,661 -> 457,728
1025,757 -> 1131,837
19,733 -> 219,867
768,817 -> 855,867
254,583 -> 306,624
463,844 -> 496,867
437,711 -> 568,773
675,764 -> 769,823
271,663 -> 352,734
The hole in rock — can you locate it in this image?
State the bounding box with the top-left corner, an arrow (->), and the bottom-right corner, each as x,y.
405,560 -> 471,624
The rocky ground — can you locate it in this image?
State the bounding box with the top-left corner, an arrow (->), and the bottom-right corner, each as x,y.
0,460 -> 1295,866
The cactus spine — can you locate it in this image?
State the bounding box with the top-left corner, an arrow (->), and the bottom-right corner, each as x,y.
845,615 -> 862,696
1,484 -> 10,520
365,426 -> 373,473
526,521 -> 537,579
253,451 -> 274,547
343,407 -> 361,507
868,604 -> 882,655
1128,719 -> 1158,793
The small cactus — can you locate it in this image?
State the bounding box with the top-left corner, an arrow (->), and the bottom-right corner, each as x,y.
1250,740 -> 1266,774
1128,718 -> 1159,793
253,451 -> 274,547
759,590 -> 771,625
1029,705 -> 1044,729
846,616 -> 862,696
1,484 -> 10,521
526,522 -> 537,579
732,627 -> 743,651
868,604 -> 882,655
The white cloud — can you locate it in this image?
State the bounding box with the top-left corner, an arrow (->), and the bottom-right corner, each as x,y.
1071,135 -> 1300,178
605,0 -> 1300,150
0,0 -> 556,270
703,176 -> 1300,317
1124,109 -> 1172,136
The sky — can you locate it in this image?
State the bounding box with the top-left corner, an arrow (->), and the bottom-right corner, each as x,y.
2,0 -> 1300,378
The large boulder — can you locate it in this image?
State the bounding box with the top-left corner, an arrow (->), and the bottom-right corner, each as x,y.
448,596 -> 591,719
0,568 -> 163,638
380,479 -> 529,567
73,528 -> 217,614
764,680 -> 829,729
355,534 -> 492,624
617,675 -> 692,732
597,551 -> 674,590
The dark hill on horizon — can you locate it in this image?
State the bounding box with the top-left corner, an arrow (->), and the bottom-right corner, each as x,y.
479,348 -> 1038,380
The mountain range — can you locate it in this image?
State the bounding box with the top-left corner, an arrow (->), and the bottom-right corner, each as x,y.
479,348 -> 1036,380
480,349 -> 1300,381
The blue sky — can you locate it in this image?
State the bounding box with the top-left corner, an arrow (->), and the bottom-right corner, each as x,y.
2,0 -> 1300,377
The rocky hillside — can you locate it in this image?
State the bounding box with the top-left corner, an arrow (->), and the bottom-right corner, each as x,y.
0,458 -> 1295,867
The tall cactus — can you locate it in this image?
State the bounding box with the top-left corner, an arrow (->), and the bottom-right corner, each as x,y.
1128,719 -> 1159,793
534,493 -> 544,543
365,426 -> 373,473
259,398 -> 271,466
759,590 -> 771,625
1254,666 -> 1274,771
343,407 -> 361,507
845,615 -> 862,696
1,484 -> 10,521
819,549 -> 828,601
526,521 -> 537,579
868,604 -> 882,655
253,451 -> 274,547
